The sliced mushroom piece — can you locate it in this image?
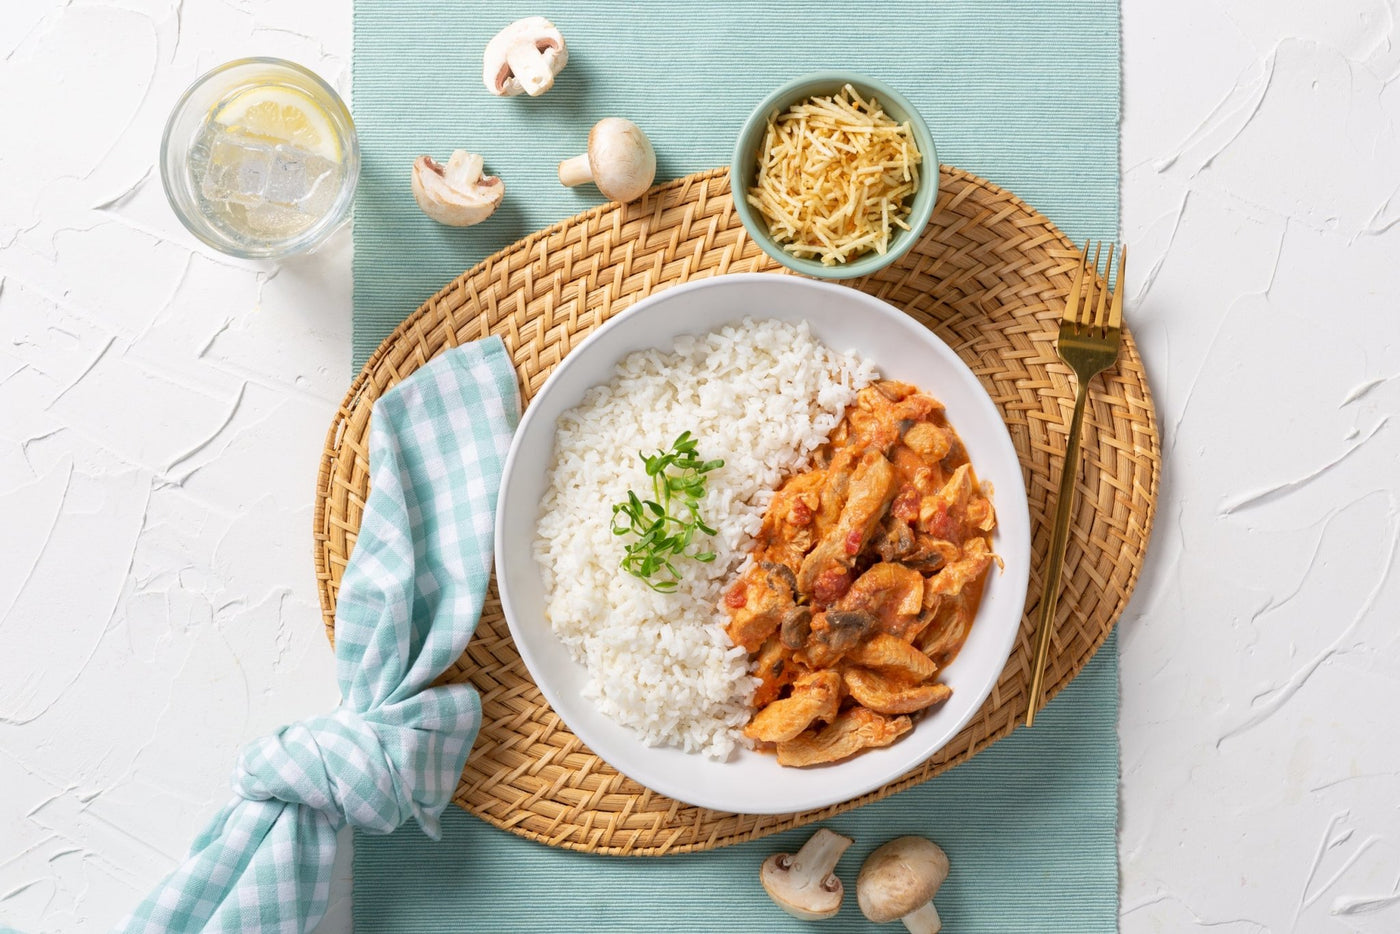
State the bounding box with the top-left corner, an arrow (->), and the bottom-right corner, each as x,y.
856,836 -> 950,933
779,605 -> 813,650
482,16 -> 568,97
411,151 -> 504,227
874,514 -> 916,563
744,669 -> 842,743
804,609 -> 877,667
845,633 -> 938,681
760,828 -> 854,920
843,667 -> 952,715
905,536 -> 959,574
762,560 -> 799,595
558,117 -> 656,202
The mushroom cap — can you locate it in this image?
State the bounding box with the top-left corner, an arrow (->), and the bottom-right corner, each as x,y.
411,151 -> 504,227
482,16 -> 568,97
856,836 -> 950,924
586,117 -> 656,202
760,852 -> 845,921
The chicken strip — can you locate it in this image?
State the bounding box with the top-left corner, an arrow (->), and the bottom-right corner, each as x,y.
796,450 -> 896,603
724,561 -> 798,652
924,536 -> 994,602
845,632 -> 938,681
835,562 -> 924,638
776,707 -> 913,767
843,667 -> 953,715
751,635 -> 795,708
744,669 -> 843,743
918,463 -> 973,541
753,469 -> 825,569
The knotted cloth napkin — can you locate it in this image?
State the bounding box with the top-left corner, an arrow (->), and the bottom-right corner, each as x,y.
116,337 -> 520,932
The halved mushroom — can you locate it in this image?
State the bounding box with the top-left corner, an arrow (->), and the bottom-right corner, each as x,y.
760,828 -> 854,920
482,16 -> 568,97
411,151 -> 504,227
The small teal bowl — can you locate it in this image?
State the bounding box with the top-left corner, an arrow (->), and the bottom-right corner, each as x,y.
730,71 -> 938,280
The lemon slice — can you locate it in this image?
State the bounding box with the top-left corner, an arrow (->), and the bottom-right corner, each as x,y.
214,85 -> 341,162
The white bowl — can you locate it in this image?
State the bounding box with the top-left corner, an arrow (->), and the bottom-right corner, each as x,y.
494,273 -> 1031,815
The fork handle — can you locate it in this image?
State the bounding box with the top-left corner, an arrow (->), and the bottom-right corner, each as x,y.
1024,378 -> 1090,726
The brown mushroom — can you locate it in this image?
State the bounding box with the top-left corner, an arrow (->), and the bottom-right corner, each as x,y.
856,836 -> 950,933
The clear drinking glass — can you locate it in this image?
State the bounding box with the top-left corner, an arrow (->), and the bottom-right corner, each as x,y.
160,58 -> 359,260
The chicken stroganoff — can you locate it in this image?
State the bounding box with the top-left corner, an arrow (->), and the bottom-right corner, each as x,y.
722,380 -> 998,766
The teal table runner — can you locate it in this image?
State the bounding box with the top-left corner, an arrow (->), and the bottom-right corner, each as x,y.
351,1 -> 1120,930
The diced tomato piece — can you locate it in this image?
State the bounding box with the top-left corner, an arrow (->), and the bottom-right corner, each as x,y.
891,486 -> 920,521
926,501 -> 954,539
812,567 -> 852,605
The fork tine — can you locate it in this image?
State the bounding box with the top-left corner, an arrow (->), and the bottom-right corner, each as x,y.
1093,243 -> 1114,329
1082,242 -> 1101,326
1063,241 -> 1090,325
1108,244 -> 1126,329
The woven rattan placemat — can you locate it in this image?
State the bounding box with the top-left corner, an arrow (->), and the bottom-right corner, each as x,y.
313,165 -> 1159,855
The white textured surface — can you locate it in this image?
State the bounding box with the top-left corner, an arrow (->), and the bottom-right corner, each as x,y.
2,1 -> 1399,931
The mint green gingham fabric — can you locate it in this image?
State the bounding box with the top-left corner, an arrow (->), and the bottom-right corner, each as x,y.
114,337 -> 519,933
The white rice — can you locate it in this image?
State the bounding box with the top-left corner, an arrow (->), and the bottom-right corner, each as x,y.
533,317 -> 875,759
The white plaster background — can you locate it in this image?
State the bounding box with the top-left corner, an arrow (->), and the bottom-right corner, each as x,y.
2,1 -> 1399,931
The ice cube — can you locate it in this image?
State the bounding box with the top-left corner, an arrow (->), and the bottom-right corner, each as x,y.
244,202 -> 317,239
200,130 -> 274,205
296,155 -> 341,218
265,147 -> 341,221
266,148 -> 310,205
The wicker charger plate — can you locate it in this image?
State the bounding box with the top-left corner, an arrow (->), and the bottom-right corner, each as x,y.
314,166 -> 1160,855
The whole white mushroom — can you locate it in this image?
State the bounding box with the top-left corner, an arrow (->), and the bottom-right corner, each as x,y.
557,117 -> 657,203
856,836 -> 950,933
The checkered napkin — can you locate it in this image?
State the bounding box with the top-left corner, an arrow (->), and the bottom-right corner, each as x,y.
115,337 -> 520,933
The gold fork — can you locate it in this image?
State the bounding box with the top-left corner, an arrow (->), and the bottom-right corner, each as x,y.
1024,241 -> 1125,727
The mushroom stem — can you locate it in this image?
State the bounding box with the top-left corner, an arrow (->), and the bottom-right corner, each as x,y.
789,827 -> 851,879
900,901 -> 942,934
558,153 -> 593,187
506,43 -> 555,96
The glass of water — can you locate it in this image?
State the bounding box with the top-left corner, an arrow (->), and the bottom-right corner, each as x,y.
161,58 -> 359,259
